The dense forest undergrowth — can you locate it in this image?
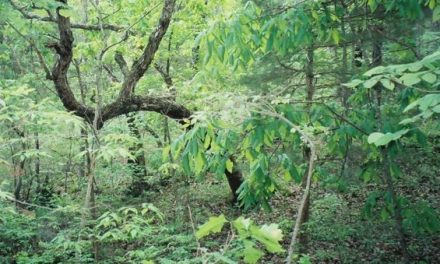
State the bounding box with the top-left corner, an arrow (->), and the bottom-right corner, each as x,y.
1,0 -> 440,263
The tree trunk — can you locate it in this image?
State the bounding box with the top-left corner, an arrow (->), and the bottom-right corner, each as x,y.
298,45 -> 315,253
225,156 -> 244,204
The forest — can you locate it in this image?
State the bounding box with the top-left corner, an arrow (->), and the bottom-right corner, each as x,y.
0,0 -> 439,263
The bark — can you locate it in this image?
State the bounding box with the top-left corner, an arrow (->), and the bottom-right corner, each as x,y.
35,132 -> 41,193
225,163 -> 243,204
43,0 -> 188,129
298,45 -> 315,253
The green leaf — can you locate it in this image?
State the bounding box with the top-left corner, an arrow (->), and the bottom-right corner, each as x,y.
226,158 -> 234,173
204,133 -> 211,149
363,77 -> 380,88
194,151 -> 206,174
364,66 -> 386,77
250,224 -> 284,253
421,72 -> 437,84
331,29 -> 340,44
408,62 -> 423,72
233,217 -> 252,238
59,9 -> 74,18
343,79 -> 363,88
242,240 -> 264,264
162,145 -> 170,161
400,73 -> 421,86
196,214 -> 228,239
419,94 -> 440,111
380,78 -> 395,90
367,132 -> 388,146
432,104 -> 440,113
367,130 -> 409,147
182,154 -> 191,175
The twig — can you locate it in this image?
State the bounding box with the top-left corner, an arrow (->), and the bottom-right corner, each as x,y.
7,22 -> 52,79
187,204 -> 202,256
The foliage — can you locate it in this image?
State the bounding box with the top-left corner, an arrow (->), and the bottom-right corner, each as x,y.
197,214 -> 284,264
1,0 -> 440,263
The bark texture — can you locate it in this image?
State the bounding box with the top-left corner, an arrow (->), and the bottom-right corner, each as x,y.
39,0 -> 189,129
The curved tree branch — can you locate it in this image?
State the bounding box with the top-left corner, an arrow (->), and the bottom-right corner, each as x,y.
42,0 -> 188,129
102,95 -> 190,124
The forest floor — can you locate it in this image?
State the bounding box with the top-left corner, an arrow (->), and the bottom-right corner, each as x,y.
117,146 -> 440,264
6,146 -> 438,263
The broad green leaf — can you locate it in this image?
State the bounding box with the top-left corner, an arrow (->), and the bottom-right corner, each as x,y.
403,99 -> 420,112
162,145 -> 171,161
343,79 -> 363,88
364,66 -> 386,77
400,73 -> 421,86
419,94 -> 440,111
432,104 -> 440,113
367,130 -> 409,147
408,62 -> 423,72
331,29 -> 340,44
59,9 -> 74,18
242,240 -> 264,264
421,72 -> 437,84
204,133 -> 211,149
363,77 -> 380,88
182,154 -> 191,175
367,132 -> 391,146
380,78 -> 395,90
196,214 -> 228,239
233,217 -> 252,237
194,151 -> 206,174
250,224 -> 284,253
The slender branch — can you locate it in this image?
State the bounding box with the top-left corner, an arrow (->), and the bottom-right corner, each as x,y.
154,63 -> 173,87
115,51 -> 129,78
103,64 -> 120,82
7,0 -> 126,32
7,22 -> 52,79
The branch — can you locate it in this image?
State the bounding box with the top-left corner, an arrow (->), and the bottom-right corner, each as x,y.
119,0 -> 176,99
47,4 -> 95,123
154,63 -> 173,87
143,123 -> 163,147
41,0 -> 187,129
8,0 -> 126,32
115,51 -> 129,78
101,95 -> 191,125
7,22 -> 52,79
103,64 -> 120,82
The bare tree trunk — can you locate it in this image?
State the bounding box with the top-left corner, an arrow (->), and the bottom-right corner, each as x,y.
298,45 -> 315,253
35,131 -> 41,193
